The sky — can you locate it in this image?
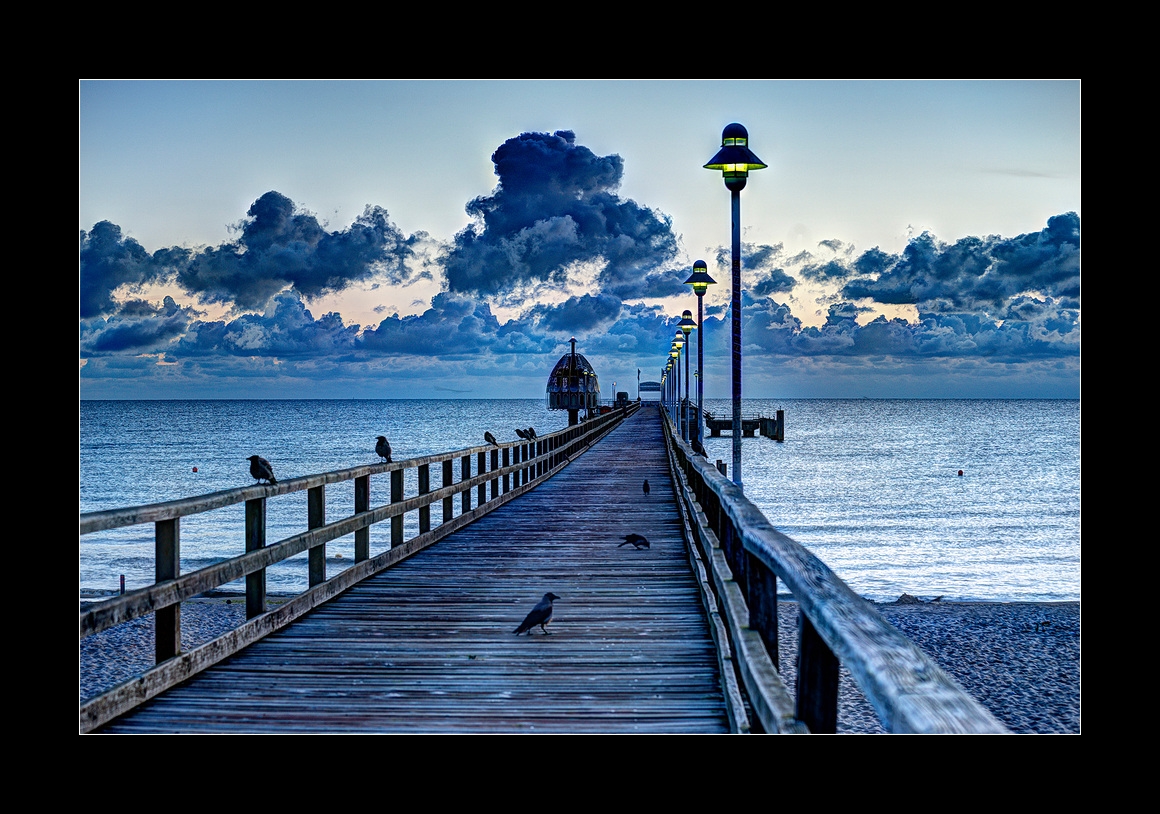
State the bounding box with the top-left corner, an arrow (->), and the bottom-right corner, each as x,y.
79,80 -> 1081,400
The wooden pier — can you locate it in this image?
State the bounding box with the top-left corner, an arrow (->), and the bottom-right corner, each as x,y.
702,409 -> 784,441
83,406 -> 735,734
80,402 -> 1006,734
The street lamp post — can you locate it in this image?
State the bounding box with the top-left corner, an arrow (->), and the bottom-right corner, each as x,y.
705,123 -> 766,489
672,329 -> 685,436
678,311 -> 696,443
670,341 -> 681,431
685,260 -> 716,456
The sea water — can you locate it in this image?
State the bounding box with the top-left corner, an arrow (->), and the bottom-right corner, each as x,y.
79,398 -> 1080,603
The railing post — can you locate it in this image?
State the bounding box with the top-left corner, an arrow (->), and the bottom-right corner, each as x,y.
747,552 -> 779,669
797,611 -> 840,733
442,460 -> 454,525
354,475 -> 369,561
308,485 -> 326,586
245,497 -> 266,619
502,447 -> 510,493
155,518 -> 180,662
418,463 -> 431,535
490,448 -> 500,500
391,469 -> 404,548
477,451 -> 487,506
461,455 -> 472,513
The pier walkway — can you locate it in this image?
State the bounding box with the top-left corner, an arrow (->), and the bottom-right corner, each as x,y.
91,405 -> 734,734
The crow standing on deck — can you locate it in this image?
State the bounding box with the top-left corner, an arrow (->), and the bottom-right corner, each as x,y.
375,436 -> 392,463
618,533 -> 650,549
485,431 -> 499,446
248,455 -> 277,485
643,479 -> 650,496
513,592 -> 560,635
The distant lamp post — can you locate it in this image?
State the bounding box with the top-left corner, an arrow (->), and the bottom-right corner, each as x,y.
705,123 -> 766,489
663,363 -> 671,416
669,344 -> 680,429
678,310 -> 696,442
685,260 -> 716,455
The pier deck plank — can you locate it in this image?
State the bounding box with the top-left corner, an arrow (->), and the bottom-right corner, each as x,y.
95,404 -> 731,734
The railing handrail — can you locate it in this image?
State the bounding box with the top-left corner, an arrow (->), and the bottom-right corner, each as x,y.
81,407 -> 635,623
659,403 -> 1008,734
81,439 -> 576,535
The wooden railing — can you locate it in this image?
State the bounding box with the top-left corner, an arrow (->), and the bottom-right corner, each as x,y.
79,404 -> 637,733
659,405 -> 1009,734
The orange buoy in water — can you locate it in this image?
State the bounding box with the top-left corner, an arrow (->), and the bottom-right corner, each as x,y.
957,470 -> 963,476
193,467 -> 198,472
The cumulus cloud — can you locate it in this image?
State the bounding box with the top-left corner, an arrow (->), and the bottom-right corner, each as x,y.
79,221 -> 183,318
528,293 -> 624,334
171,291 -> 361,358
840,212 -> 1080,313
81,192 -> 424,322
175,191 -> 421,310
442,131 -> 682,302
80,295 -> 197,354
359,292 -> 505,357
714,241 -> 797,297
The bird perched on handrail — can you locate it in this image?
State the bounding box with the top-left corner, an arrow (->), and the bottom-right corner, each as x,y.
248,455 -> 277,485
515,428 -> 529,441
527,427 -> 537,440
618,533 -> 649,549
485,431 -> 499,446
513,592 -> 560,635
375,436 -> 392,463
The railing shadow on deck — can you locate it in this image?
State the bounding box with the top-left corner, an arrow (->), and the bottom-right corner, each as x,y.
659,404 -> 1009,734
79,404 -> 638,733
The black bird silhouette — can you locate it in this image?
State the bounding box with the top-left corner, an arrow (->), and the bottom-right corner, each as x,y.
514,592 -> 560,635
375,436 -> 392,463
515,428 -> 529,441
527,427 -> 538,440
485,431 -> 499,446
643,478 -> 650,496
618,533 -> 650,549
248,455 -> 277,485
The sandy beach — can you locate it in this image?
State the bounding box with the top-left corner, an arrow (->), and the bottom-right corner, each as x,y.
773,597 -> 1079,734
80,595 -> 1079,734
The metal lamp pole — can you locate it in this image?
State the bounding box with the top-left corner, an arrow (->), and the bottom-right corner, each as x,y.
685,260 -> 716,455
678,312 -> 695,442
704,123 -> 766,489
672,330 -> 685,437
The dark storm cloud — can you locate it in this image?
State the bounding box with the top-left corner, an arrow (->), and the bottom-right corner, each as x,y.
530,293 -> 623,334
799,259 -> 854,284
752,268 -> 797,297
172,291 -> 360,358
359,292 -> 504,357
840,212 -> 1080,312
442,131 -> 680,300
176,191 -> 420,310
737,294 -> 1079,361
80,296 -> 196,354
79,221 -> 183,318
